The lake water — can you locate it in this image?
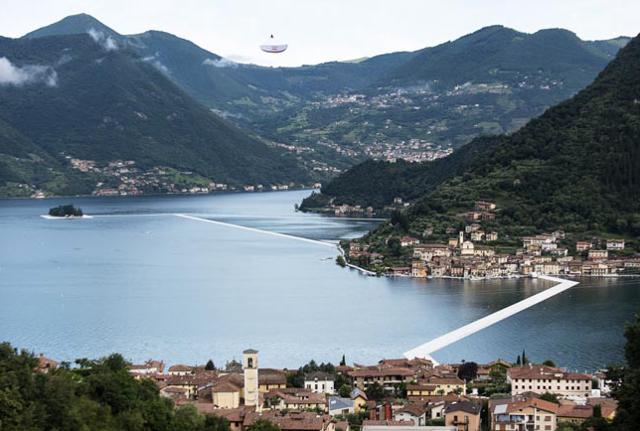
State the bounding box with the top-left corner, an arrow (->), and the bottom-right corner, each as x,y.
1,190 -> 638,370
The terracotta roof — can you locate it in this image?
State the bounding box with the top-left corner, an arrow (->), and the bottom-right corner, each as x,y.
508,365 -> 592,381
558,404 -> 593,419
169,364 -> 194,372
213,381 -> 241,393
349,367 -> 415,378
396,402 -> 425,417
363,420 -> 415,427
444,401 -> 480,415
244,411 -> 331,431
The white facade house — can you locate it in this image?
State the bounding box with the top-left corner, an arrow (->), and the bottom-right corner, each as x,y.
305,372 -> 335,394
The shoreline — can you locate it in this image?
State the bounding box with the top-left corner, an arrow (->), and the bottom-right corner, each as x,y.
0,186 -> 319,202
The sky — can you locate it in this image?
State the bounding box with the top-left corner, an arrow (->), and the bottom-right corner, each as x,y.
1,0 -> 639,67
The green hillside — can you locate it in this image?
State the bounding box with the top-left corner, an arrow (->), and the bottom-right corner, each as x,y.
0,34 -> 309,196
306,32 -> 640,239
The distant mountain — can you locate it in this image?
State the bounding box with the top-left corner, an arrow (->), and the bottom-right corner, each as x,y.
23,13 -> 121,40
304,33 -> 640,239
252,26 -> 630,169
10,14 -> 635,188
0,34 -> 308,197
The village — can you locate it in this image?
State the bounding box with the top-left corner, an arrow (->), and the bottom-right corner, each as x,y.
62,157 -> 318,198
35,349 -> 619,431
346,200 -> 640,279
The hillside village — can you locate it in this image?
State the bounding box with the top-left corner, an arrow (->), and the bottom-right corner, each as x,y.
345,201 -> 640,279
36,350 -> 618,431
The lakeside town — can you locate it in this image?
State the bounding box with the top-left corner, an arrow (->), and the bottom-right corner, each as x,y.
34,349 -> 618,431
23,156 -> 323,199
343,200 -> 640,279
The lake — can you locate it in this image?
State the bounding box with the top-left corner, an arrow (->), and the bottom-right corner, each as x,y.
0,190 -> 638,370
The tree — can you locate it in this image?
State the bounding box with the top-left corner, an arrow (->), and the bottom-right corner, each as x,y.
390,210 -> 410,231
516,355 -> 521,366
542,359 -> 556,367
522,349 -> 529,365
205,359 -> 216,371
340,355 -> 346,366
338,384 -> 352,398
336,255 -> 347,267
365,382 -> 385,401
611,313 -> 640,430
457,362 -> 478,382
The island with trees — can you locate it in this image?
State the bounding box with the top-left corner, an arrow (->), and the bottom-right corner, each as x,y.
48,204 -> 84,218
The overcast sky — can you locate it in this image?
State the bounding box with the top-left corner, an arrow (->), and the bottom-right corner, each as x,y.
1,0 -> 638,67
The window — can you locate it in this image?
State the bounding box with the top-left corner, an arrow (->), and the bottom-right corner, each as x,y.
248,358 -> 253,368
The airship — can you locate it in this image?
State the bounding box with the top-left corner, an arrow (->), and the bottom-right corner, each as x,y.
260,34 -> 287,53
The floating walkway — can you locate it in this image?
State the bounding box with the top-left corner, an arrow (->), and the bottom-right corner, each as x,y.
404,275 -> 579,361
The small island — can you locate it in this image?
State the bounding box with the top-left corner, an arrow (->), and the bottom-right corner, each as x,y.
48,204 -> 84,218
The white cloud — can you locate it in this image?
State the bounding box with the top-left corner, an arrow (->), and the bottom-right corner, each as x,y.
87,27 -> 118,51
142,52 -> 170,74
202,57 -> 238,68
0,57 -> 58,87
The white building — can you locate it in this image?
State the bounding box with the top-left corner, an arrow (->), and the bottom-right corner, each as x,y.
508,365 -> 593,398
305,372 -> 335,394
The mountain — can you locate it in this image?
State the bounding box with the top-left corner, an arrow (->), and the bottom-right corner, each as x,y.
22,13 -> 121,40
0,34 -> 309,197
252,27 -> 631,170
20,15 -> 630,175
304,32 -> 640,240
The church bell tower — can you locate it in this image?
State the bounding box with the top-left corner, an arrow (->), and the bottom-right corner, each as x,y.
243,349 -> 259,408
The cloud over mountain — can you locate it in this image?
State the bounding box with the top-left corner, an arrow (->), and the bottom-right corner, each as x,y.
0,57 -> 57,87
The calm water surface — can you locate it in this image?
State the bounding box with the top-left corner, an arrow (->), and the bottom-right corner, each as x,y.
1,190 -> 638,370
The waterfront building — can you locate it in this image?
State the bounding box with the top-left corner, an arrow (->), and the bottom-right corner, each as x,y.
606,239 -> 625,250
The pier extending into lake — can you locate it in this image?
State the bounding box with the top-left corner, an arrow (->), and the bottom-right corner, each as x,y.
404,275 -> 580,362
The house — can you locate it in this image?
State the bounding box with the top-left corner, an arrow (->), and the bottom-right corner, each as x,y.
395,403 -> 428,426
470,231 -> 484,242
485,232 -> 498,241
465,224 -> 482,233
362,422 -> 456,431
328,396 -> 354,416
490,396 -> 558,431
351,388 -> 369,412
401,236 -> 420,247
212,374 -> 244,408
260,368 -> 288,392
264,388 -> 327,412
244,411 -> 335,431
460,241 -> 475,256
349,367 -> 416,391
576,241 -> 592,252
606,239 -> 625,251
475,201 -> 496,211
588,249 -> 608,261
443,401 -> 481,431
305,372 -> 335,394
407,377 -> 466,397
168,364 -> 195,376
411,260 -> 428,278
414,244 -> 451,260
129,359 -> 164,377
36,354 -> 59,374
508,365 -> 593,398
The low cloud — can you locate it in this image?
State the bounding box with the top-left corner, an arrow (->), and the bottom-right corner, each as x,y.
142,53 -> 170,75
0,57 -> 58,87
203,57 -> 238,68
87,27 -> 118,51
